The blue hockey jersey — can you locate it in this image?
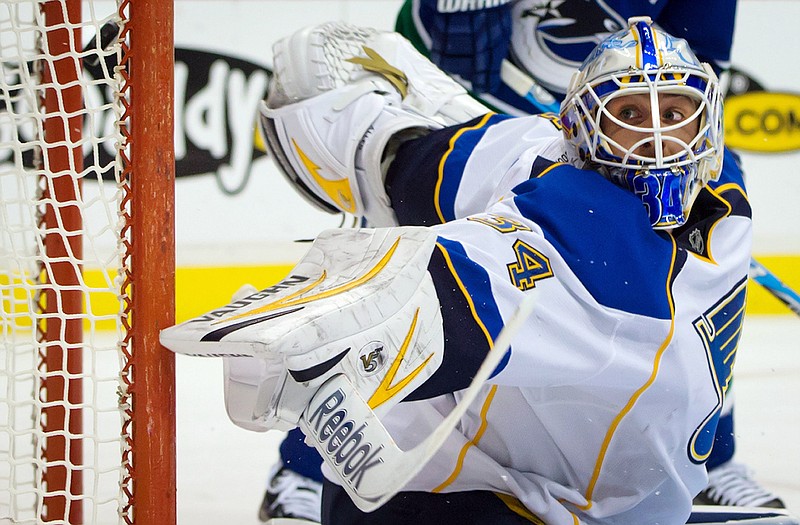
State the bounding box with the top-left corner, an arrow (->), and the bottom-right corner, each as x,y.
401,0 -> 737,114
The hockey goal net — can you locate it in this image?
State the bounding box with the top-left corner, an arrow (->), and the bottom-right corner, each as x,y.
1,1 -> 175,523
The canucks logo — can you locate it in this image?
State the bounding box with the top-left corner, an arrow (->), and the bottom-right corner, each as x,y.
519,0 -> 626,68
687,278 -> 747,464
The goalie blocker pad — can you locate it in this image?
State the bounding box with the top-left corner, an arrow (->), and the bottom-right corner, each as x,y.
163,225 -> 544,511
159,227 -> 445,429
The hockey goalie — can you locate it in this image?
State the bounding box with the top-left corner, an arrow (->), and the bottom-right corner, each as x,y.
160,18 -> 799,525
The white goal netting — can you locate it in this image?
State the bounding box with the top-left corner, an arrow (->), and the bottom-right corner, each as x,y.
1,1 -> 133,523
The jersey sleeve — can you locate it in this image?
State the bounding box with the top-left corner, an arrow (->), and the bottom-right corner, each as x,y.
385,113 -> 568,226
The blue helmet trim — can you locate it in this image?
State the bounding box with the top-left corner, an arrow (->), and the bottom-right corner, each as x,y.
633,19 -> 660,71
560,16 -> 724,230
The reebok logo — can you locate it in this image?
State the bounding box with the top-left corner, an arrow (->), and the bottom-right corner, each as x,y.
305,388 -> 384,490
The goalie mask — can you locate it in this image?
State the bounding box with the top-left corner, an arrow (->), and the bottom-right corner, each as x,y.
560,16 -> 723,229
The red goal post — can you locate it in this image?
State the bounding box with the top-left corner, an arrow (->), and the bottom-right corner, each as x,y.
1,1 -> 175,523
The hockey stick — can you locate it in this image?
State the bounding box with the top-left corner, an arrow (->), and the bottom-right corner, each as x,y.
749,258 -> 800,317
688,505 -> 800,525
297,291 -> 539,512
499,59 -> 561,113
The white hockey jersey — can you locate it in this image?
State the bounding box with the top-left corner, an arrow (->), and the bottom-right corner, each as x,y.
160,111 -> 752,524
348,113 -> 753,524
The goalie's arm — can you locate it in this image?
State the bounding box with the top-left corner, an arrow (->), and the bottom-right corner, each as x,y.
385,112 -> 567,226
260,23 -> 564,229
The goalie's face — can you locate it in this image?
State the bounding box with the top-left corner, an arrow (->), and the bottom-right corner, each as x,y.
563,83 -> 716,229
559,17 -> 725,229
593,90 -> 708,229
600,93 -> 701,160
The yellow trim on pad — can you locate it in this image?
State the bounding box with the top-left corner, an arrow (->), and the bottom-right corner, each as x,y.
174,263 -> 295,322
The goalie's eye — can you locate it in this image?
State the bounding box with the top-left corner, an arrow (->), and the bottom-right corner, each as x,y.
616,105 -> 644,125
662,108 -> 686,123
659,95 -> 699,126
600,93 -> 701,155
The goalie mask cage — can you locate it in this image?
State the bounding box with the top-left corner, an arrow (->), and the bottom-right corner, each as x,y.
1,1 -> 175,524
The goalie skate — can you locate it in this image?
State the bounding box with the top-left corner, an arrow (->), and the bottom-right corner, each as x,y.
259,21 -> 489,225
259,463 -> 321,523
695,461 -> 785,508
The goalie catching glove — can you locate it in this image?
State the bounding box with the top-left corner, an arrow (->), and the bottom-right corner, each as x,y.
259,21 -> 488,226
159,227 -> 444,432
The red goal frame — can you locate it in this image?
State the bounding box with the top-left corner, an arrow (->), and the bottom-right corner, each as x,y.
34,0 -> 176,523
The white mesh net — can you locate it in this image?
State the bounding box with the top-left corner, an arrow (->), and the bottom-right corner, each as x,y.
1,1 -> 130,523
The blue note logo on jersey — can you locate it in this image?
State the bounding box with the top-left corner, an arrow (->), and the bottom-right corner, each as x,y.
687,278 -> 747,463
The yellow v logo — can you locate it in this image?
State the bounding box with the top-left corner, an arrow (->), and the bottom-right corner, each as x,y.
367,308 -> 434,409
292,139 -> 356,213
